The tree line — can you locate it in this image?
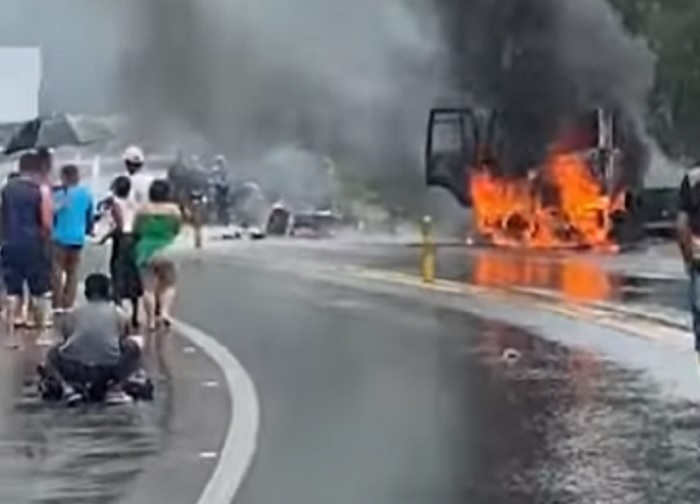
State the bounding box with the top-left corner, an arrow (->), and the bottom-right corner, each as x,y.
611,0 -> 700,159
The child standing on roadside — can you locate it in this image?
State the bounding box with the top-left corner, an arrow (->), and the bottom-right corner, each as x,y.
100,175 -> 142,331
52,165 -> 94,312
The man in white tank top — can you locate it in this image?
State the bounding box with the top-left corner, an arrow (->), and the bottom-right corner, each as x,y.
122,146 -> 154,207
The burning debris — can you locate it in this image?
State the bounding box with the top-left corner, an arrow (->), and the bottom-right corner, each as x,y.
469,110 -> 626,250
435,0 -> 654,177
470,151 -> 626,250
427,108 -> 634,251
428,0 -> 655,251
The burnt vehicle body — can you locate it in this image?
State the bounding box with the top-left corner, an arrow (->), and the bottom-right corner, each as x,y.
632,185 -> 678,239
264,202 -> 344,238
266,204 -> 292,236
425,107 -> 624,206
164,153 -> 350,238
424,105 -> 674,243
290,209 -> 342,237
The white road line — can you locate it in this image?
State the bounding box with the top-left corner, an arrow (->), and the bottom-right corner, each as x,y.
172,319 -> 261,504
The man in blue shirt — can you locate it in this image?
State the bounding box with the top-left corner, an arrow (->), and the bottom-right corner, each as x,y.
52,164 -> 93,311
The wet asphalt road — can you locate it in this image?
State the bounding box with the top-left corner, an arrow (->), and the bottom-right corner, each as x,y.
0,246 -> 230,504
0,335 -> 167,504
174,250 -> 700,504
210,238 -> 690,310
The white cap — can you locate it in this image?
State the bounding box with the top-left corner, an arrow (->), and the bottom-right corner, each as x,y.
123,145 -> 145,165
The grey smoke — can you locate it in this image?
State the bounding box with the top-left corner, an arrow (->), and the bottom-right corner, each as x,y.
122,0 -> 447,212
259,146 -> 334,210
436,0 -> 655,185
124,0 -> 657,212
0,0 -> 660,215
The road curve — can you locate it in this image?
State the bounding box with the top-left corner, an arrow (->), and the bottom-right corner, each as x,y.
173,320 -> 261,504
173,250 -> 700,504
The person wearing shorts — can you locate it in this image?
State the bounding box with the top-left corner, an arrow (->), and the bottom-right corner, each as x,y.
0,152 -> 53,347
0,172 -> 19,319
133,179 -> 182,331
100,175 -> 143,330
52,165 -> 94,311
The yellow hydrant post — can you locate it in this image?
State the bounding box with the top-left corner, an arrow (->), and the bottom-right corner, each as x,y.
421,215 -> 436,284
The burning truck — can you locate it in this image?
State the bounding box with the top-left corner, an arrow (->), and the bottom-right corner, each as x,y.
425,106 -> 660,251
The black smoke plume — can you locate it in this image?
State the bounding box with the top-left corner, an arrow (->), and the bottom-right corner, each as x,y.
436,0 -> 655,185
121,0 -> 655,213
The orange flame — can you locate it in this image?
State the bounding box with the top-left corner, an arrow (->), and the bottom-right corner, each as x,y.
470,152 -> 624,251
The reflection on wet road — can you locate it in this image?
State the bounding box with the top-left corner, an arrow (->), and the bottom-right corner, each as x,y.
243,240 -> 689,309
469,251 -> 618,300
439,312 -> 700,503
442,246 -> 689,310
176,258 -> 700,503
0,332 -> 169,504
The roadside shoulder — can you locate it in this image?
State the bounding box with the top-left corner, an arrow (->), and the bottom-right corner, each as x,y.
121,328 -> 234,504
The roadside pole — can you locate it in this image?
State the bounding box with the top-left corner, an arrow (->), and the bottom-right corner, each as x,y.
421,215 -> 436,284
194,203 -> 203,249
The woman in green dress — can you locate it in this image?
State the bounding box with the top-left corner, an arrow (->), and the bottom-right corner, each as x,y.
133,179 -> 182,331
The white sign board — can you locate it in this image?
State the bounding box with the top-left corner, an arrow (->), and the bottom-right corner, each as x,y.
0,47 -> 41,123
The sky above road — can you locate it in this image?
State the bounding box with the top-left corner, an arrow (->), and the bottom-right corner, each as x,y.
0,0 -> 133,114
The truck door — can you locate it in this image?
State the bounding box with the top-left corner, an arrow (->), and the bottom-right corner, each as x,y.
425,108 -> 480,207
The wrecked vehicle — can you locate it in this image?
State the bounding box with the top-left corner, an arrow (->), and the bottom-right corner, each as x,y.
289,209 -> 342,237
424,106 -> 670,249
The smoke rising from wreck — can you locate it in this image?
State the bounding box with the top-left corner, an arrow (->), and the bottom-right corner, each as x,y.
122,0 -> 656,213
437,0 -> 655,186
121,0 -> 446,211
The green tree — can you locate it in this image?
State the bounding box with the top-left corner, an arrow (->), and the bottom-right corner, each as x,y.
611,0 -> 700,157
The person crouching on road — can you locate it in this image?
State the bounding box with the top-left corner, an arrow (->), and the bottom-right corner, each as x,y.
100,175 -> 142,330
678,165 -> 700,364
0,152 -> 53,348
134,180 -> 182,331
46,273 -> 141,403
52,165 -> 94,312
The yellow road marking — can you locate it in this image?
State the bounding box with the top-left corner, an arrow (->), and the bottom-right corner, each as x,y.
188,249 -> 691,347
346,267 -> 690,346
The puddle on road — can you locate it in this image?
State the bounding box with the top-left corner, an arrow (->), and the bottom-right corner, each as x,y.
178,247 -> 700,503
444,315 -> 700,503
235,238 -> 690,311
361,245 -> 690,311
468,251 -> 619,301
0,333 -> 171,504
617,276 -> 687,310
458,248 -> 690,311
